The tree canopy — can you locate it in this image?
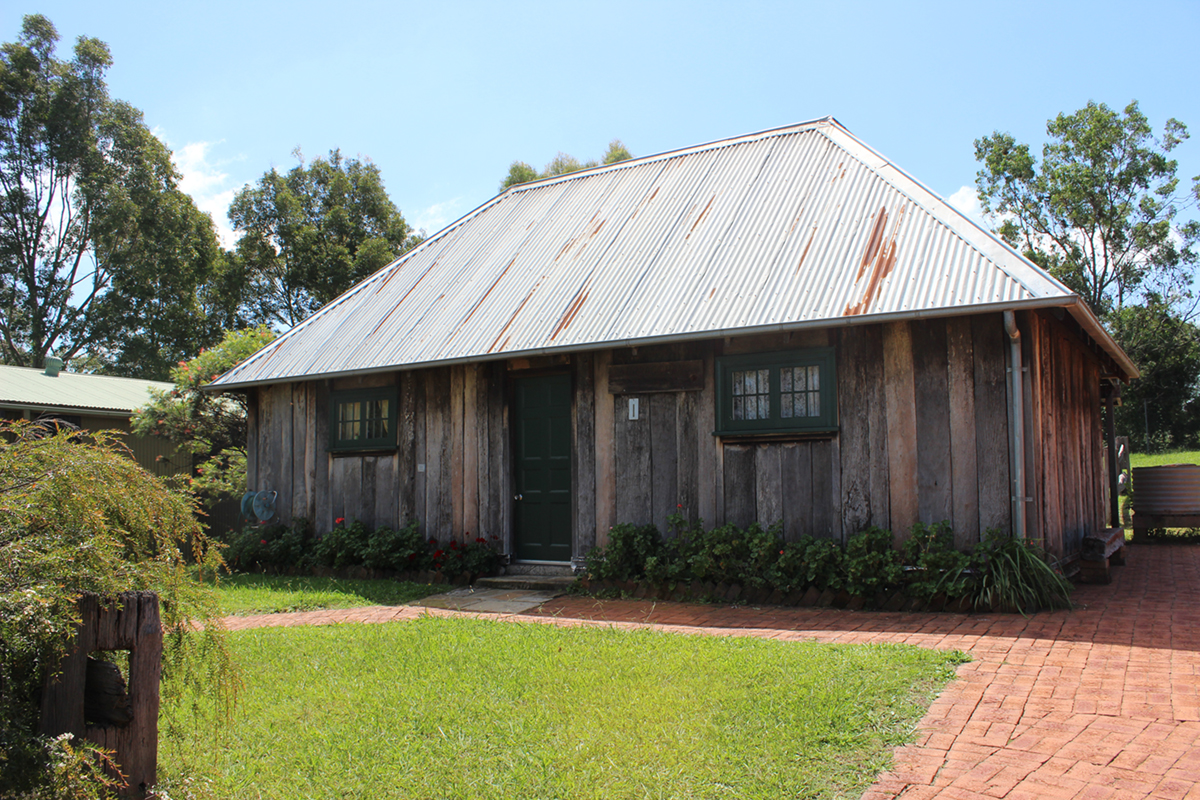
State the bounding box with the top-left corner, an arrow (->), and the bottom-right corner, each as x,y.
229,149 -> 422,328
133,325 -> 277,505
501,139 -> 633,191
975,100 -> 1200,450
975,101 -> 1198,318
0,15 -> 227,377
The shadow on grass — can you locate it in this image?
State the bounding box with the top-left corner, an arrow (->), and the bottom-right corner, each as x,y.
209,573 -> 452,615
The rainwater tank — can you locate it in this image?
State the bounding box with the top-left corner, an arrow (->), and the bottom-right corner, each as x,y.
1132,465 -> 1200,515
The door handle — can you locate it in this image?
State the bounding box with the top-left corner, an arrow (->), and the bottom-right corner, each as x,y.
514,494 -> 523,501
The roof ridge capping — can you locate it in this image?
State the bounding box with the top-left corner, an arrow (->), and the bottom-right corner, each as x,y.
503,116 -> 843,194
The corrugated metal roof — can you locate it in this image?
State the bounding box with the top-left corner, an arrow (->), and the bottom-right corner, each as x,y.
0,364 -> 173,415
212,117 -> 1136,388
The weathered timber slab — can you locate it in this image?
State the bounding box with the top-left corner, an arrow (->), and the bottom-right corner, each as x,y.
607,360 -> 704,394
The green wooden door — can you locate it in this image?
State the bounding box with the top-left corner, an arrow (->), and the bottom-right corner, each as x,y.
513,374 -> 572,561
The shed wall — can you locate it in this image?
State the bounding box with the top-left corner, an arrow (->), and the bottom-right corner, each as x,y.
246,311 -> 1103,558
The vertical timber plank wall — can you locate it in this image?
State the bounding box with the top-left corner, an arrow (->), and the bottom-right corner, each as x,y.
397,373 -> 417,530
486,362 -> 508,546
241,312 -> 1105,560
573,354 -> 596,558
450,366 -> 466,537
314,382 -> 331,536
883,321 -> 919,543
425,369 -> 451,539
973,314 -> 1012,535
912,320 -> 953,529
605,342 -> 716,537
594,351 -> 615,547
1029,310 -> 1106,557
838,325 -> 890,539
946,318 -> 980,550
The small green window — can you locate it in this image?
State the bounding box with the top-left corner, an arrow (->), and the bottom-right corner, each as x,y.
329,387 -> 397,451
715,349 -> 837,435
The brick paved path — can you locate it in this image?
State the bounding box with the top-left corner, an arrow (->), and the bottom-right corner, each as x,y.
226,543 -> 1200,799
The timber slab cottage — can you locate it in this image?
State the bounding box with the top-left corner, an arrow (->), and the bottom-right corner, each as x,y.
210,118 -> 1137,570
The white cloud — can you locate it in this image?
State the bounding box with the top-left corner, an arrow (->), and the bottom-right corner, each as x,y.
161,134 -> 241,248
947,185 -> 988,229
413,198 -> 465,237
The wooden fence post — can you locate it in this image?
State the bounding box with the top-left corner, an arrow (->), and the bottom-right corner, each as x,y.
39,591 -> 162,798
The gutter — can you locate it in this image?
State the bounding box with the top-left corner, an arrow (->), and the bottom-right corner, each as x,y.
206,296 -> 1127,392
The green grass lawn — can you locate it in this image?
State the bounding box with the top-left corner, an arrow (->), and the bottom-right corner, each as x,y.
1124,449 -> 1200,539
159,617 -> 966,800
209,573 -> 451,616
1129,449 -> 1200,469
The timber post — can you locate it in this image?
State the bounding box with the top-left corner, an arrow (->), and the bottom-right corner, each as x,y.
39,591 -> 162,798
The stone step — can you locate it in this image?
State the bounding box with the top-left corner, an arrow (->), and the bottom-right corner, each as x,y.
504,563 -> 575,577
473,575 -> 576,592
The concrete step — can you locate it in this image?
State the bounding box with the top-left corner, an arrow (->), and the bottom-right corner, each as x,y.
474,575 -> 576,592
504,563 -> 575,577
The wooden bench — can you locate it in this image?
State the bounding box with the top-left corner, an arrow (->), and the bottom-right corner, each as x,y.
1078,527 -> 1127,584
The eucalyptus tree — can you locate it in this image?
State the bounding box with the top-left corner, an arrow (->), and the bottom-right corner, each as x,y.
0,14 -> 226,376
229,149 -> 422,328
975,101 -> 1198,318
501,138 -> 633,191
975,101 -> 1200,448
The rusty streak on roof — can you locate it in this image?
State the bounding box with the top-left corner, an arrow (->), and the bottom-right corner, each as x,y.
210,117 -> 1138,389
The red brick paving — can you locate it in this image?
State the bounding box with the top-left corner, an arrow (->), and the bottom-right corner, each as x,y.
225,543 -> 1200,799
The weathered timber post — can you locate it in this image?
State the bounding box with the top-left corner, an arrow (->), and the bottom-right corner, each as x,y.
39,592 -> 162,799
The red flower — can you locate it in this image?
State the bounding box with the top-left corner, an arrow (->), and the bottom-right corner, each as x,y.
429,538 -> 437,545
476,537 -> 487,544
408,553 -> 417,561
433,550 -> 445,559
449,541 -> 458,550
335,517 -> 345,525
261,539 -> 267,545
677,504 -> 683,509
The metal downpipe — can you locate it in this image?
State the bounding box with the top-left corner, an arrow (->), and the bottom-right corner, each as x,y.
1004,311 -> 1027,540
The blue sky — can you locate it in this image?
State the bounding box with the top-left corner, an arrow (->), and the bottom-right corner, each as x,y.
4,1 -> 1199,246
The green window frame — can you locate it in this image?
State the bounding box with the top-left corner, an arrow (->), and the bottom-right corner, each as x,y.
714,348 -> 837,435
329,387 -> 398,452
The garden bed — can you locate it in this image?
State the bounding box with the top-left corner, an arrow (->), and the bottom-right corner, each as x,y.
575,576 -> 975,612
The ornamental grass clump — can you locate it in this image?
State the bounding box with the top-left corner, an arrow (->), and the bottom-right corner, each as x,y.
948,529 -> 1073,614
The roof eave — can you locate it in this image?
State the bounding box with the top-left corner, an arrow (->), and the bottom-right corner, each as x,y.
0,401 -> 135,417
207,297 -> 1124,391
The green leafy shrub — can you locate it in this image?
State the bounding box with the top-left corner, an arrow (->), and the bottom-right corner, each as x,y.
586,523 -> 661,581
843,526 -> 902,596
798,536 -> 846,592
362,521 -> 425,571
681,522 -> 782,588
902,521 -> 970,601
224,519 -> 311,572
312,519 -> 372,568
431,536 -> 502,579
765,538 -> 809,593
0,421 -> 234,797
